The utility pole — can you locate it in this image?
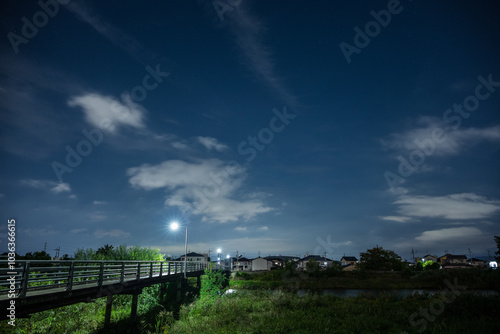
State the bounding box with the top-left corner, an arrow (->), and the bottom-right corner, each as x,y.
468,248 -> 472,260
43,241 -> 47,252
55,247 -> 60,258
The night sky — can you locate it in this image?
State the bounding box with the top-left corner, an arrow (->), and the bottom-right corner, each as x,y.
1,0 -> 499,261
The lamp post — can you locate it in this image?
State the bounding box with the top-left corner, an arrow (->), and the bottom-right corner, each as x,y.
170,221 -> 188,278
217,248 -> 221,267
226,254 -> 230,270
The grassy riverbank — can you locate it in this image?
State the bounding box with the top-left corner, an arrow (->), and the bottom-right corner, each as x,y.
229,268 -> 500,290
170,290 -> 500,333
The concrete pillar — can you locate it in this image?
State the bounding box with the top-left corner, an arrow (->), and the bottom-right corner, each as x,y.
131,293 -> 138,320
176,279 -> 182,302
105,294 -> 113,326
160,283 -> 166,303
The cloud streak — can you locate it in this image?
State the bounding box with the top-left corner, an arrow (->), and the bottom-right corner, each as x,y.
127,159 -> 273,223
20,179 -> 71,194
382,116 -> 500,157
197,136 -> 229,152
415,227 -> 483,243
227,4 -> 298,107
394,193 -> 500,220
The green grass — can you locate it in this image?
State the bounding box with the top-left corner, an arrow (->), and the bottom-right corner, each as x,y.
169,290 -> 500,334
231,268 -> 500,290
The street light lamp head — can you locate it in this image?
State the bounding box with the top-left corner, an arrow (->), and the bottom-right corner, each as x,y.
170,221 -> 180,231
226,255 -> 230,259
217,248 -> 221,253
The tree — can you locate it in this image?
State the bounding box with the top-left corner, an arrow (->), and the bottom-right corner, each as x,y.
422,260 -> 440,270
96,244 -> 114,257
305,258 -> 321,275
359,246 -> 403,271
23,251 -> 51,260
200,264 -> 228,301
74,244 -> 165,261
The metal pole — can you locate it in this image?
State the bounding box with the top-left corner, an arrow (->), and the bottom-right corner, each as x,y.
184,227 -> 188,278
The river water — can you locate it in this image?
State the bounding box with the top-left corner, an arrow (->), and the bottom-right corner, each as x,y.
296,289 -> 499,298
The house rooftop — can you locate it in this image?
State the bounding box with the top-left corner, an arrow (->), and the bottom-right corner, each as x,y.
184,252 -> 205,257
299,255 -> 333,262
341,256 -> 358,262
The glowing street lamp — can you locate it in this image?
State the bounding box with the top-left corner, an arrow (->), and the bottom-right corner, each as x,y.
170,221 -> 188,278
217,248 -> 221,265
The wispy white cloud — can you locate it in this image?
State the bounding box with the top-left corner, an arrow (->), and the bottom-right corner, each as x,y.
394,193 -> 500,220
94,229 -> 130,239
382,116 -> 500,157
68,93 -> 146,134
65,1 -> 155,64
258,226 -> 269,231
127,159 -> 273,223
234,226 -> 247,231
93,201 -> 108,205
20,179 -> 71,194
379,216 -> 412,223
415,227 -> 482,243
227,4 -> 298,106
197,136 -> 229,152
171,141 -> 191,151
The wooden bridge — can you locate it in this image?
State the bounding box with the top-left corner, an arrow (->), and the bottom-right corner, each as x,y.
0,260 -> 225,323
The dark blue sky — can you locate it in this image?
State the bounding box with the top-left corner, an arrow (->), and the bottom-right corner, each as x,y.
1,0 -> 499,260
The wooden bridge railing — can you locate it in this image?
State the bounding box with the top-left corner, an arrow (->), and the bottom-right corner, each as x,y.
0,260 -> 215,298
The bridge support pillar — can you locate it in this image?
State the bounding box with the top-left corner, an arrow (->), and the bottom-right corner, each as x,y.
105,295 -> 113,326
131,293 -> 139,320
176,279 -> 182,302
160,283 -> 166,303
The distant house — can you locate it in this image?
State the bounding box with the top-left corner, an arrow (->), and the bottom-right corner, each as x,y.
297,255 -> 334,270
234,257 -> 252,271
340,256 -> 358,271
469,258 -> 487,268
179,252 -> 208,264
421,254 -> 438,263
251,257 -> 272,271
439,254 -> 469,269
340,256 -> 358,266
265,255 -> 300,268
